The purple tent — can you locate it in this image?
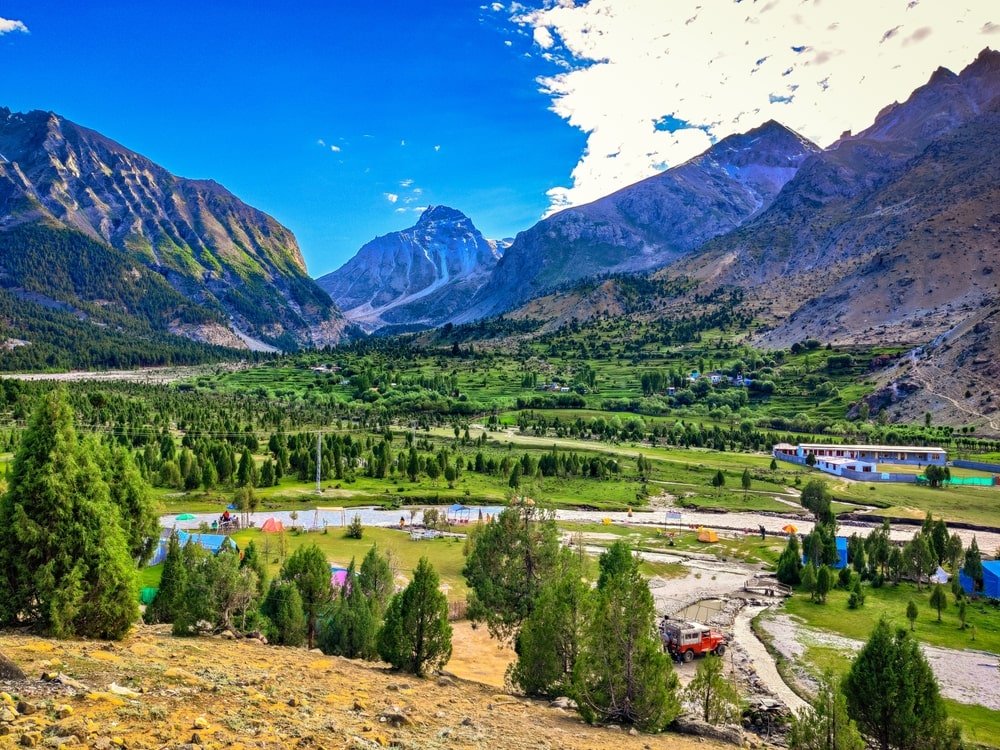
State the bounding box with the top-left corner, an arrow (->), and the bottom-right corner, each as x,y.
330,566 -> 350,588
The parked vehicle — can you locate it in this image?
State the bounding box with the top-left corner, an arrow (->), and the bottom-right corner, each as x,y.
660,618 -> 728,662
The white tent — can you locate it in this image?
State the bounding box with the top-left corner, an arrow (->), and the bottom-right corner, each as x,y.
929,566 -> 951,584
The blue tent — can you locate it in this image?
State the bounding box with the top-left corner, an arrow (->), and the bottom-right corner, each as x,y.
149,529 -> 238,565
959,560 -> 1000,597
802,536 -> 849,570
834,537 -> 848,570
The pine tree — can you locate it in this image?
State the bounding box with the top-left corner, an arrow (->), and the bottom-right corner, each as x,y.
101,443 -> 158,565
0,389 -> 138,639
261,580 -> 306,646
260,458 -> 275,488
788,671 -> 865,750
929,584 -> 948,623
847,578 -> 865,609
843,619 -> 958,750
684,654 -> 741,725
802,564 -> 817,601
906,600 -> 918,631
711,469 -> 725,493
816,566 -> 832,603
236,448 -> 257,487
963,536 -> 983,592
147,532 -> 186,623
510,548 -> 588,697
741,468 -> 751,500
777,535 -> 804,585
573,543 -> 681,731
319,559 -> 379,659
346,514 -> 364,539
464,505 -> 560,643
240,540 -> 268,597
172,541 -> 213,636
280,544 -> 334,649
358,543 -> 394,616
378,557 -> 452,676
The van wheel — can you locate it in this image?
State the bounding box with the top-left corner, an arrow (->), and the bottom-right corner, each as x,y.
714,644 -> 726,656
683,649 -> 694,663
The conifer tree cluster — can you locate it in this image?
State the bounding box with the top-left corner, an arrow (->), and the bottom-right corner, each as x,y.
465,510 -> 688,732
0,389 -> 157,639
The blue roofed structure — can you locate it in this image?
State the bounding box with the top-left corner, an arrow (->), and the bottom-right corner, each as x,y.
959,560 -> 1000,598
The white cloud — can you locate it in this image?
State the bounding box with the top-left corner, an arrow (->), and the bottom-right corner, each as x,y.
400,139 -> 406,146
330,144 -> 341,152
412,187 -> 423,195
316,139 -> 326,147
512,0 -> 997,214
400,178 -> 414,187
533,25 -> 554,49
0,17 -> 28,35
384,193 -> 399,203
434,144 -> 441,152
504,39 -> 513,47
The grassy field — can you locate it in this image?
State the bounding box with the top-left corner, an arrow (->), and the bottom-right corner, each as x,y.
231,526 -> 472,600
559,521 -> 785,567
784,582 -> 1000,654
829,478 -> 1000,527
798,639 -> 1000,748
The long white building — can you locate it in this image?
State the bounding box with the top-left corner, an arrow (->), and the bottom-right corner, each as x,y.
773,442 -> 946,469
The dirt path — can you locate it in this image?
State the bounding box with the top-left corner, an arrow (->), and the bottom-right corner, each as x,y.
732,606 -> 808,714
759,612 -> 1000,711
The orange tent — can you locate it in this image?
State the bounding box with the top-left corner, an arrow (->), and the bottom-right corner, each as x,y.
782,524 -> 798,534
260,518 -> 285,534
697,527 -> 719,543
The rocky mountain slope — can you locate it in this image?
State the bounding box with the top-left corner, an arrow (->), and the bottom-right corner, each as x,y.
0,627 -> 728,750
658,47 -> 1000,426
317,206 -> 502,333
456,121 -> 820,321
0,108 -> 347,351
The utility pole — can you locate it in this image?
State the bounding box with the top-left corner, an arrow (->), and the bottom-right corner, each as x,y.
316,431 -> 322,494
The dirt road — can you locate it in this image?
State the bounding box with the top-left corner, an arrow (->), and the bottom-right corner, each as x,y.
759,611 -> 1000,711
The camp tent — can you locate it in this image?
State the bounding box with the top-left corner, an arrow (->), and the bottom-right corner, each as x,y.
697,528 -> 719,543
260,518 -> 285,534
959,560 -> 1000,597
149,530 -> 238,565
929,566 -> 951,585
802,536 -> 849,570
330,566 -> 350,588
834,537 -> 848,570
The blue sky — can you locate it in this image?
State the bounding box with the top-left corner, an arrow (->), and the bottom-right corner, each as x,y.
0,1 -> 583,276
2,2 -> 995,277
